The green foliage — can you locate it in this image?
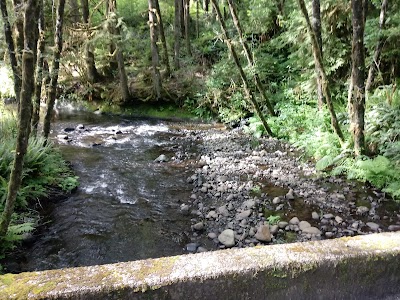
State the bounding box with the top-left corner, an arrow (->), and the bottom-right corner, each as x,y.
0,115 -> 79,211
266,214 -> 281,225
243,116 -> 265,138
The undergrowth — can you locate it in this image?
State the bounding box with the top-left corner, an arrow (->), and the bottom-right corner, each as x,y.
0,113 -> 79,260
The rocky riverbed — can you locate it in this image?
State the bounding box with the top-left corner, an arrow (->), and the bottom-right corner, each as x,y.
165,126 -> 400,252
56,117 -> 400,253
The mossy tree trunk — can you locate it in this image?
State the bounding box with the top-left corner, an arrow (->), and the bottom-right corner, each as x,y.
0,0 -> 21,103
210,0 -> 274,136
43,0 -> 66,140
349,0 -> 367,156
226,0 -> 276,117
106,0 -> 130,103
365,0 -> 388,92
154,0 -> 171,77
31,0 -> 45,135
312,0 -> 325,109
81,0 -> 100,84
0,0 -> 38,238
12,0 -> 24,67
184,0 -> 192,56
297,0 -> 344,144
173,0 -> 181,70
148,0 -> 162,99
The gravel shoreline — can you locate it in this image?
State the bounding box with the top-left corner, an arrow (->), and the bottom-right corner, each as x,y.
175,127 -> 400,252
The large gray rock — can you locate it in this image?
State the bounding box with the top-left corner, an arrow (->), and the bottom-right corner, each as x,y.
236,210 -> 252,221
356,206 -> 370,215
218,229 -> 235,247
289,217 -> 300,225
193,222 -> 204,231
366,222 -> 380,231
255,225 -> 272,242
154,154 -> 168,163
217,205 -> 230,217
299,221 -> 311,231
311,212 -> 320,220
302,227 -> 321,235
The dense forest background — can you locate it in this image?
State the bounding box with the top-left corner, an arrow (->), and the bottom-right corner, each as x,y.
0,0 -> 400,250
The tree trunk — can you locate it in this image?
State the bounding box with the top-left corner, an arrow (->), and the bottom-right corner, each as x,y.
173,0 -> 181,70
69,0 -> 80,23
43,0 -> 66,140
0,0 -> 21,103
210,0 -> 274,136
12,0 -> 24,67
226,0 -> 276,117
349,0 -> 366,156
180,0 -> 185,37
81,0 -> 99,84
154,0 -> 171,77
148,0 -> 162,99
184,0 -> 192,56
107,0 -> 130,103
31,0 -> 45,135
312,0 -> 325,109
106,0 -> 118,73
196,0 -> 199,38
297,0 -> 344,144
365,0 -> 388,92
0,0 -> 38,238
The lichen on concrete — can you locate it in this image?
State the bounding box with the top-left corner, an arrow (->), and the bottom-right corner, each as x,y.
1,232 -> 400,299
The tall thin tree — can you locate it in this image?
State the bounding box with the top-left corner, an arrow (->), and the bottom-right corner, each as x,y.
43,0 -> 66,140
210,0 -> 274,136
312,0 -> 325,108
154,0 -> 171,77
226,0 -> 276,117
31,0 -> 45,135
148,0 -> 162,99
365,0 -> 389,92
297,0 -> 344,144
0,0 -> 38,237
348,0 -> 367,155
0,0 -> 21,103
106,0 -> 130,103
81,0 -> 100,84
184,0 -> 192,56
174,0 -> 181,69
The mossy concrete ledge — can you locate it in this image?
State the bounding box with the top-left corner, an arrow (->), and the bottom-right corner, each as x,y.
1,232 -> 400,299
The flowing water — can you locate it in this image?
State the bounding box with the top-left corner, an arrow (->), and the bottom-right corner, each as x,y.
9,111 -> 210,272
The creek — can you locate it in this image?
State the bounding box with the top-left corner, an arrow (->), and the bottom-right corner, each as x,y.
3,109 -> 400,273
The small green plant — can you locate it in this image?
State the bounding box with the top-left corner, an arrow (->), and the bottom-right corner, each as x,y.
250,185 -> 262,196
266,214 -> 281,225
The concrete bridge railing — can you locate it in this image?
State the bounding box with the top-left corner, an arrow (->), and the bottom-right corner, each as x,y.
1,232 -> 400,299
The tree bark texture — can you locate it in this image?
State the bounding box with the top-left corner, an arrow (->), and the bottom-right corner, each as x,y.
0,0 -> 21,103
154,0 -> 171,77
148,0 -> 162,99
81,0 -> 99,84
0,0 -> 38,237
173,0 -> 181,70
43,0 -> 66,140
365,0 -> 388,92
227,0 -> 276,117
312,0 -> 325,108
106,1 -> 130,103
184,0 -> 192,56
297,0 -> 344,144
210,0 -> 274,137
31,0 -> 45,135
12,0 -> 24,67
69,0 -> 80,23
106,0 -> 118,73
349,0 -> 366,156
